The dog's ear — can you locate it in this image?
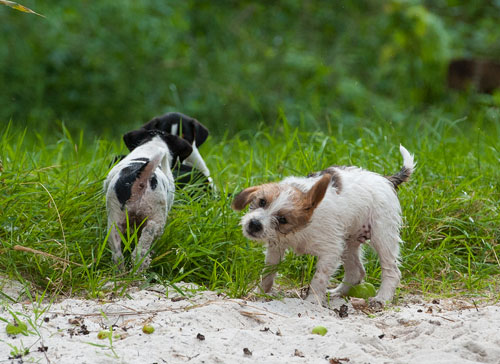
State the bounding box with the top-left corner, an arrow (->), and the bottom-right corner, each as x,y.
163,134 -> 193,163
231,186 -> 260,211
191,119 -> 209,147
142,112 -> 210,147
142,113 -> 179,134
141,116 -> 161,130
123,128 -> 153,151
177,116 -> 209,147
304,173 -> 331,210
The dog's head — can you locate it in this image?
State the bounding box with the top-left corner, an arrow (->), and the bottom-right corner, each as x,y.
123,128 -> 193,165
231,174 -> 331,242
130,112 -> 209,149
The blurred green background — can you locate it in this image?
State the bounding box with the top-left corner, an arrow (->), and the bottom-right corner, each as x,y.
1,0 -> 500,136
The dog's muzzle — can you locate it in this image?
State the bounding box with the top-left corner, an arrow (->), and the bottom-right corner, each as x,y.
246,218 -> 263,237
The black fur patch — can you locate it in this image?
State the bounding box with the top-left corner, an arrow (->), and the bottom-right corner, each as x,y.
141,112 -> 209,147
122,129 -> 192,166
163,134 -> 193,165
114,162 -> 148,208
386,166 -> 412,190
123,129 -> 162,151
132,157 -> 150,162
150,173 -> 158,190
307,167 -> 342,193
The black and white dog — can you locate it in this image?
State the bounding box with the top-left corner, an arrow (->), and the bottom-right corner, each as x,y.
104,129 -> 192,271
124,112 -> 214,189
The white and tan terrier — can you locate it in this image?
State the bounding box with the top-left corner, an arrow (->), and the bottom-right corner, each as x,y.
232,145 -> 415,306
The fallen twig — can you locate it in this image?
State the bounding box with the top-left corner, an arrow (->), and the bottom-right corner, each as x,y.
46,298 -> 288,319
13,244 -> 84,267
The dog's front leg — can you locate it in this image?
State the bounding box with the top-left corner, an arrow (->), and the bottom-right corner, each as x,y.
305,255 -> 340,305
133,220 -> 164,272
258,242 -> 284,293
331,238 -> 366,297
108,225 -> 125,271
184,144 -> 214,188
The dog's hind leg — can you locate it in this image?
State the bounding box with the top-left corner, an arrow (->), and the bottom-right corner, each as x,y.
331,239 -> 366,297
132,220 -> 164,272
368,221 -> 401,305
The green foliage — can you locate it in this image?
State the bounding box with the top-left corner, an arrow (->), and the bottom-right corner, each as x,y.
0,1 -> 499,301
0,114 -> 499,300
379,0 -> 450,101
1,1 -> 499,134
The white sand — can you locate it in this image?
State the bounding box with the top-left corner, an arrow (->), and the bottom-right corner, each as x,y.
1,282 -> 500,364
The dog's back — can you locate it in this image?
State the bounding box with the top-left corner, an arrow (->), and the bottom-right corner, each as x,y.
283,145 -> 415,236
105,149 -> 173,225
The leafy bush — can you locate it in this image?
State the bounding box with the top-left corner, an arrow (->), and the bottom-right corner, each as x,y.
2,1 -> 499,135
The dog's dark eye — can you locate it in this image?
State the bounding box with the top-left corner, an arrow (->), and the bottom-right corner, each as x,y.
258,198 -> 266,208
277,216 -> 287,224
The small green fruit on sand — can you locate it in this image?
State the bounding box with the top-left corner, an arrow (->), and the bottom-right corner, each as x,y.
6,321 -> 28,336
311,326 -> 327,336
142,324 -> 155,334
347,282 -> 376,299
97,331 -> 111,340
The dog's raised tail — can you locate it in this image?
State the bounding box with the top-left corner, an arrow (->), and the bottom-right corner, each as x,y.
386,145 -> 415,190
129,152 -> 163,202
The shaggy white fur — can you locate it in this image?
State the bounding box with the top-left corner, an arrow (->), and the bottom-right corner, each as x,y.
233,145 -> 415,306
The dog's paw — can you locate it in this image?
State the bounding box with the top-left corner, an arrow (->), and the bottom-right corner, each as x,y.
304,293 -> 326,306
251,285 -> 276,301
328,287 -> 347,299
252,285 -> 269,295
304,295 -> 319,304
368,297 -> 385,312
299,286 -> 310,299
113,261 -> 126,272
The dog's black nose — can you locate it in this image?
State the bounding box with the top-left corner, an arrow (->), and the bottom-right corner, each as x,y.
248,219 -> 263,234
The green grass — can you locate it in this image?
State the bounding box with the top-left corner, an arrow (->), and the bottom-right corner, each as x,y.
0,111 -> 499,302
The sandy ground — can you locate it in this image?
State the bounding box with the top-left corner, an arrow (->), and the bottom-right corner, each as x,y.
1,279 -> 500,364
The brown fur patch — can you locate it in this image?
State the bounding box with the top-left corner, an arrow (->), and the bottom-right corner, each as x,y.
128,156 -> 161,205
119,211 -> 147,237
248,184 -> 281,209
386,166 -> 412,191
276,203 -> 309,235
232,183 -> 282,211
304,173 -> 331,209
276,174 -> 332,234
231,186 -> 260,211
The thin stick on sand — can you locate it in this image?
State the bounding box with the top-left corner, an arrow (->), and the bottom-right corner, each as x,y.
13,244 -> 84,267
